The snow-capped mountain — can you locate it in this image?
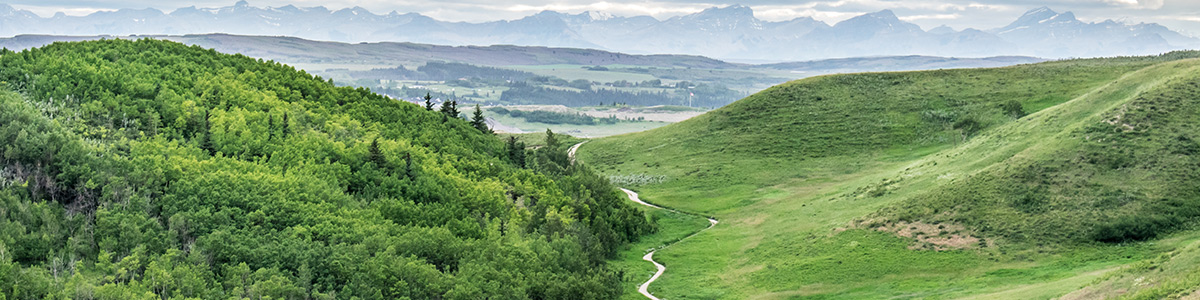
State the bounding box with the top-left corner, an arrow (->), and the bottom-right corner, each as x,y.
0,2 -> 1195,60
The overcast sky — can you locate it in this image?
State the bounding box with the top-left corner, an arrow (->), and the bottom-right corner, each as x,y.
8,0 -> 1200,36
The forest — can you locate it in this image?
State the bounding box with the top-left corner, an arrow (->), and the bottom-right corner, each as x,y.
0,39 -> 654,299
350,62 -> 537,82
346,62 -> 746,107
487,108 -> 624,125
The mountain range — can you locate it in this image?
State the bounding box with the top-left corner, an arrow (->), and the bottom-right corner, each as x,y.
1,1 -> 1196,60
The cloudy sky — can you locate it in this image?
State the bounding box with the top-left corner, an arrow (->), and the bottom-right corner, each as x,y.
7,0 -> 1200,35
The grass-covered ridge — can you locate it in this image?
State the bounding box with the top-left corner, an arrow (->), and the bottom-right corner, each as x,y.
579,52 -> 1200,298
0,39 -> 654,299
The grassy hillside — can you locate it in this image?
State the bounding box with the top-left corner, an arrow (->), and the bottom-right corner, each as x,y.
0,39 -> 655,299
578,52 -> 1200,298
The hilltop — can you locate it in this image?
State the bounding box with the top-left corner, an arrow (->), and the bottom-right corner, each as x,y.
0,39 -> 654,299
578,52 -> 1200,298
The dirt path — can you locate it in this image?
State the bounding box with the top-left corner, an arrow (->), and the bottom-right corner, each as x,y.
569,142 -> 718,300
622,188 -> 718,300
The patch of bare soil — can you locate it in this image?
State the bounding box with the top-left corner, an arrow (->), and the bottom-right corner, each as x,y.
868,221 -> 988,250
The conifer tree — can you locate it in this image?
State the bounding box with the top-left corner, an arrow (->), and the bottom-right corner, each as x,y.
470,104 -> 490,133
403,153 -> 416,180
544,128 -> 559,150
423,92 -> 433,111
506,136 -> 527,167
368,138 -> 386,169
440,100 -> 460,119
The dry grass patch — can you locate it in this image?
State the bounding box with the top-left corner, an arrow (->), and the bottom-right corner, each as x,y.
868,221 -> 988,250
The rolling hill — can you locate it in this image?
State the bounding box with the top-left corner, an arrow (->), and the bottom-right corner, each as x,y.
0,34 -> 1043,110
577,51 -> 1200,298
0,39 -> 655,299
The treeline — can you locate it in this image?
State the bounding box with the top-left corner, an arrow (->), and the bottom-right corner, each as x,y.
501,81 -> 676,107
349,63 -> 747,107
499,81 -> 742,107
489,107 -> 623,125
352,61 -> 536,81
0,39 -> 653,299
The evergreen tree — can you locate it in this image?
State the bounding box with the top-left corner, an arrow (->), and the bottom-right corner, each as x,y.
440,100 -> 460,119
544,128 -> 560,151
506,136 -> 527,167
281,112 -> 290,136
470,104 -> 490,133
368,138 -> 387,169
424,92 -> 433,111
403,153 -> 416,180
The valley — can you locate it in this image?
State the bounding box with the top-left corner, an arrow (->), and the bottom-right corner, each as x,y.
4,1 -> 1200,298
577,52 -> 1200,298
0,33 -> 1044,138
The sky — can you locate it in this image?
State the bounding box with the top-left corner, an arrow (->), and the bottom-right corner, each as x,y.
7,0 -> 1200,36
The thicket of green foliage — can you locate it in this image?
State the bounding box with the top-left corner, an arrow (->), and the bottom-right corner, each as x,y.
488,108 -> 621,125
0,39 -> 653,299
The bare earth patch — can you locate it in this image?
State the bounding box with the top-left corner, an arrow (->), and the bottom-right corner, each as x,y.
1181,289 -> 1200,300
867,221 -> 986,250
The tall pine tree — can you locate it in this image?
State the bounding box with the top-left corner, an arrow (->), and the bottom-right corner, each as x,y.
440,100 -> 459,119
544,128 -> 559,151
368,138 -> 387,169
423,92 -> 433,111
470,104 -> 490,134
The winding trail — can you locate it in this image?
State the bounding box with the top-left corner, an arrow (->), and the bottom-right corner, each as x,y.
568,142 -> 719,300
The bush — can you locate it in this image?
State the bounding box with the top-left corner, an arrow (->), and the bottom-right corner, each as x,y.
1000,100 -> 1026,118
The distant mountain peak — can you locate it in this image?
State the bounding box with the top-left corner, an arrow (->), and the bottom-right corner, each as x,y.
1023,6 -> 1055,17
0,3 -> 17,15
837,9 -> 911,28
869,9 -> 898,19
1053,11 -> 1078,23
0,2 -> 1196,61
698,4 -> 755,18
1012,7 -> 1077,25
929,25 -> 957,35
998,6 -> 1081,33
585,11 -> 614,21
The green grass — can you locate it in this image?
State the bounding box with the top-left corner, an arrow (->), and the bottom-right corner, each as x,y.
1066,230 -> 1200,299
583,52 -> 1200,298
609,205 -> 712,299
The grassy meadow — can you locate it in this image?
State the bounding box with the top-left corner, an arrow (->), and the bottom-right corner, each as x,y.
581,52 -> 1200,298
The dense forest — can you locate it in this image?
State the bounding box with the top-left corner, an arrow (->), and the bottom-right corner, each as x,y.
0,39 -> 654,299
